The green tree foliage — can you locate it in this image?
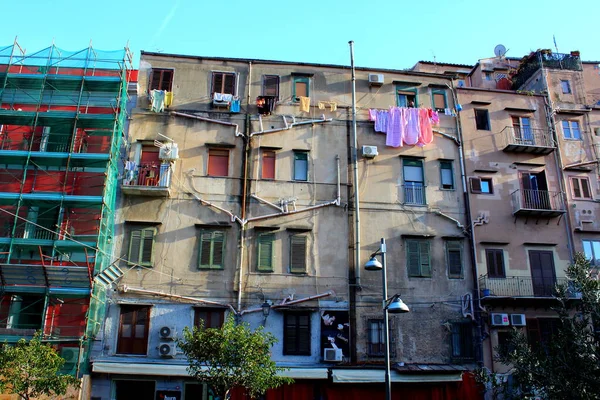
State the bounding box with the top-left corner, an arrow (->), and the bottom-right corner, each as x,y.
479,253 -> 600,399
178,316 -> 293,400
0,332 -> 80,400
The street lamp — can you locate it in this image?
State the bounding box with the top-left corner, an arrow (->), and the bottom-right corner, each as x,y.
365,238 -> 409,400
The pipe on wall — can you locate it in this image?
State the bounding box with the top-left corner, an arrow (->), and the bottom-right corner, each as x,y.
238,291 -> 333,315
170,111 -> 243,137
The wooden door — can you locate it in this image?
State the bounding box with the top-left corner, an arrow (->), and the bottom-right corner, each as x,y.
529,250 -> 556,296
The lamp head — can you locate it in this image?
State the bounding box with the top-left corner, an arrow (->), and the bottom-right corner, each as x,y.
261,301 -> 271,317
364,256 -> 383,271
387,297 -> 410,314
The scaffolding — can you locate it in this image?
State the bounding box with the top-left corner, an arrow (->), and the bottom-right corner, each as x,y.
0,40 -> 132,376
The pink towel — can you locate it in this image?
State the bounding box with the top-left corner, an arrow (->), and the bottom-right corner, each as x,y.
368,109 -> 377,121
386,107 -> 403,147
404,108 -> 420,145
417,108 -> 433,147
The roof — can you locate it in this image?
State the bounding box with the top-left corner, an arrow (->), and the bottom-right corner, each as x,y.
416,60 -> 474,68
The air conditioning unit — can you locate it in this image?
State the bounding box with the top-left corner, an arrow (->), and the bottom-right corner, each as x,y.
159,342 -> 176,358
159,326 -> 176,340
491,313 -> 510,326
362,145 -> 379,158
60,347 -> 80,375
368,74 -> 384,86
510,314 -> 526,326
323,348 -> 343,362
159,143 -> 179,160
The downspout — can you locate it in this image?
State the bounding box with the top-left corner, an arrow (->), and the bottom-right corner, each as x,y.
349,41 -> 361,289
170,112 -> 243,137
245,200 -> 338,223
239,291 -> 333,315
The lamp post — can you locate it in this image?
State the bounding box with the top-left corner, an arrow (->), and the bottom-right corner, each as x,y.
365,238 -> 410,400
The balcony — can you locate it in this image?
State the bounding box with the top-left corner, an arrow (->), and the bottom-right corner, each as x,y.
512,51 -> 582,90
121,163 -> 172,197
480,275 -> 568,299
511,189 -> 566,218
500,126 -> 556,154
403,182 -> 426,205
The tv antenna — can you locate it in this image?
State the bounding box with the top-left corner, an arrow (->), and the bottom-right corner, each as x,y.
494,44 -> 507,58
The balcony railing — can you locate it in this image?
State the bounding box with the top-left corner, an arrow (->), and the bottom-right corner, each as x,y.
512,51 -> 582,89
0,131 -> 110,154
500,126 -> 555,154
122,163 -> 172,197
480,275 -> 568,298
511,189 -> 566,217
403,182 -> 425,205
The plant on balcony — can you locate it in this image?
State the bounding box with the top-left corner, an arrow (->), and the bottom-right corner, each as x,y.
178,315 -> 293,400
0,332 -> 80,400
483,253 -> 600,399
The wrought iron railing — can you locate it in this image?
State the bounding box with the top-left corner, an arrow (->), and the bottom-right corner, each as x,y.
403,182 -> 425,205
480,275 -> 568,298
511,189 -> 565,213
123,163 -> 172,188
500,126 -> 555,148
512,51 -> 582,89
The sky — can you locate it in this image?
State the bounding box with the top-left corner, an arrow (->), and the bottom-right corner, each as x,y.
3,0 -> 600,70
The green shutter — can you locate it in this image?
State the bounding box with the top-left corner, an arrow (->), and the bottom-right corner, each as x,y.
140,228 -> 155,266
198,230 -> 225,270
447,241 -> 463,278
257,233 -> 274,272
128,230 -> 142,265
290,235 -> 307,273
406,240 -> 420,277
198,231 -> 213,269
212,231 -> 225,269
419,241 -> 431,277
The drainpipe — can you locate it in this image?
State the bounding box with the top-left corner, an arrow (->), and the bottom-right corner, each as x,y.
249,115 -> 332,137
245,200 -> 338,223
348,40 -> 361,289
250,194 -> 284,212
170,112 -> 243,137
239,291 -> 333,315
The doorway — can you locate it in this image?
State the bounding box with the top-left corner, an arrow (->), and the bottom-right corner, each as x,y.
520,171 -> 550,209
115,380 -> 156,400
529,250 -> 557,297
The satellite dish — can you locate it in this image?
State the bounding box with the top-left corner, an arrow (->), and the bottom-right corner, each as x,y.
494,44 -> 507,58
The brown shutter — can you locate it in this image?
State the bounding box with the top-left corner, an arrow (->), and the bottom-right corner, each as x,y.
212,73 -> 223,95
208,149 -> 229,177
262,150 -> 276,180
469,177 -> 482,193
290,235 -> 307,273
224,73 -> 235,95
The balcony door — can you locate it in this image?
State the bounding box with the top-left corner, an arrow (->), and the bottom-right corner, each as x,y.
520,171 -> 550,209
529,250 -> 556,297
512,116 -> 533,144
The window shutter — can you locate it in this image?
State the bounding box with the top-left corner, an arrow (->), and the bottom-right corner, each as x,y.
257,234 -> 274,272
128,230 -> 142,264
161,70 -> 173,91
581,178 -> 591,199
419,241 -> 431,277
224,73 -> 235,95
150,70 -> 161,91
447,241 -> 462,278
198,231 -> 213,269
297,314 -> 310,354
290,235 -> 307,273
284,314 -> 297,354
211,231 -> 225,269
469,177 -> 482,193
140,228 -> 155,265
433,93 -> 446,109
212,73 -> 223,94
407,241 -> 421,277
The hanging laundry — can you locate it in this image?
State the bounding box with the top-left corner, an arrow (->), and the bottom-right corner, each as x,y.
257,96 -> 276,115
318,101 -> 326,110
368,109 -> 377,122
328,102 -> 337,112
444,108 -> 452,116
124,160 -> 137,185
428,109 -> 440,125
299,96 -> 310,113
374,110 -> 389,133
229,98 -> 241,113
404,108 -> 420,145
386,107 -> 405,148
150,90 -> 166,113
417,108 -> 433,147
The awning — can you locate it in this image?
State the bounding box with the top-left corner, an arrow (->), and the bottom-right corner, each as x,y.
331,369 -> 463,383
92,362 -> 327,379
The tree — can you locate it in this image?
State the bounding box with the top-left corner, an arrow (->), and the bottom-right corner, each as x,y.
483,253 -> 600,400
178,316 -> 293,399
0,332 -> 80,400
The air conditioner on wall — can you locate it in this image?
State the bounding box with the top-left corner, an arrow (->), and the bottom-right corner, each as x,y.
159,326 -> 176,340
158,143 -> 179,160
510,314 -> 526,326
323,348 -> 343,362
159,343 -> 177,358
491,313 -> 510,326
362,145 -> 378,158
368,74 -> 384,86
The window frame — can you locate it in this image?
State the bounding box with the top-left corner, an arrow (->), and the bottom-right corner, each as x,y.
406,239 -> 432,278
367,318 -> 385,357
261,149 -> 276,180
127,226 -> 156,267
396,85 -> 418,108
293,151 -> 309,182
469,177 -> 493,194
283,311 -> 311,355
431,88 -> 447,112
583,240 -> 600,266
117,305 -> 151,355
197,229 -> 226,270
474,109 -> 490,130
560,80 -> 572,94
486,248 -> 506,278
149,68 -> 174,92
289,234 -> 307,274
193,307 -> 225,329
562,120 -> 581,140
210,71 -> 237,97
439,161 -> 454,190
570,176 -> 592,199
207,148 -> 230,177
256,232 -> 275,272
451,321 -> 475,362
483,71 -> 493,81
403,158 -> 426,205
446,240 -> 463,279
262,75 -> 280,100
292,76 -> 310,101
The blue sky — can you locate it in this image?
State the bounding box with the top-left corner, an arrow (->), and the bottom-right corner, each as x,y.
3,0 -> 599,69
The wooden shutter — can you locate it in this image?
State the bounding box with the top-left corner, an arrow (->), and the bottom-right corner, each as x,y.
198,231 -> 225,269
447,241 -> 463,278
150,70 -> 162,91
469,177 -> 482,193
290,235 -> 307,273
223,73 -> 235,95
294,79 -> 308,98
160,70 -> 173,91
297,313 -> 311,354
433,92 -> 446,110
128,229 -> 142,264
257,233 -> 274,272
208,149 -> 229,177
140,228 -> 155,265
407,240 -> 421,277
263,75 -> 280,98
284,313 -> 297,354
486,249 -> 505,278
198,231 -> 213,268
581,178 -> 591,199
117,305 -> 150,355
212,73 -> 223,95
211,231 -> 225,269
262,150 -> 276,180
419,241 -> 431,277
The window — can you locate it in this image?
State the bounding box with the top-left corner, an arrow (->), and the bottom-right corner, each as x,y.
293,151 -> 308,181
451,321 -> 474,362
406,239 -> 431,278
486,249 -> 506,278
128,227 -> 156,266
257,233 -> 274,272
262,75 -> 280,100
292,76 -> 309,101
261,149 -> 276,180
469,177 -> 493,194
562,120 -> 581,140
284,312 -> 311,355
431,88 -> 447,112
474,109 -> 490,130
560,80 -> 571,94
208,149 -> 229,177
483,72 -> 493,81
117,305 -> 150,355
440,161 -> 454,190
396,86 -> 418,108
194,308 -> 225,329
211,72 -> 236,97
583,240 -> 600,266
149,68 -> 173,91
198,230 -> 225,270
446,241 -> 463,279
289,234 -> 307,274
511,116 -> 533,144
570,176 -> 592,199
367,319 -> 385,356
403,159 -> 425,205
526,318 -> 560,347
